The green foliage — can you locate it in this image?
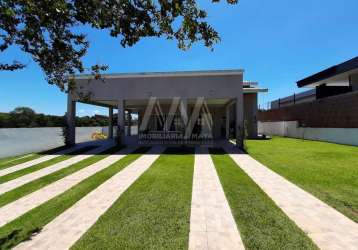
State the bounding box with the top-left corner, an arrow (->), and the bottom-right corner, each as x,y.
9,107 -> 36,128
0,227 -> 41,250
0,0 -> 238,91
0,113 -> 10,128
0,107 -> 109,128
243,119 -> 249,152
61,114 -> 69,145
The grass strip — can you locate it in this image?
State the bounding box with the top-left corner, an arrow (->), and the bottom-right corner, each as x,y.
0,145 -> 73,170
210,148 -> 317,250
72,147 -> 194,250
0,147 -> 149,250
0,146 -> 123,208
0,154 -> 41,171
0,146 -> 97,184
246,137 -> 358,223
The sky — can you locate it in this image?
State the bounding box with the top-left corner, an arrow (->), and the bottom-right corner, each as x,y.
1,0 -> 358,116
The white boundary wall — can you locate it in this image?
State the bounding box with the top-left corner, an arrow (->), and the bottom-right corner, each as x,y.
258,121 -> 358,146
0,127 -> 105,158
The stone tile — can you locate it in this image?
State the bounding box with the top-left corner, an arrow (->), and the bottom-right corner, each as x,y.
0,146 -> 137,227
189,147 -> 244,250
309,231 -> 358,250
207,231 -> 245,250
0,144 -> 87,177
189,231 -> 208,250
0,144 -> 113,195
225,144 -> 358,250
14,146 -> 164,250
190,204 -> 207,232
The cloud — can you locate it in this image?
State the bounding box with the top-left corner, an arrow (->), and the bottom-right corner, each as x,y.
77,108 -> 103,117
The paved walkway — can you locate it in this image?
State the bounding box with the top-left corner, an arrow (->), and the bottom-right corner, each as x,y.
0,144 -> 87,177
0,144 -> 114,196
225,145 -> 358,250
1,153 -> 35,165
15,146 -> 164,250
0,146 -> 137,227
189,147 -> 244,250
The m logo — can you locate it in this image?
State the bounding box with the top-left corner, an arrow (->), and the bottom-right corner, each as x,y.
139,97 -> 213,144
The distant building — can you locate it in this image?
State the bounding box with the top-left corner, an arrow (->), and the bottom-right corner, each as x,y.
271,56 -> 358,109
258,56 -> 358,146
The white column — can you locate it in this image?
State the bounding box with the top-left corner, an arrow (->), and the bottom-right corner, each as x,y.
66,93 -> 76,146
236,96 -> 244,148
108,107 -> 113,139
117,100 -> 125,145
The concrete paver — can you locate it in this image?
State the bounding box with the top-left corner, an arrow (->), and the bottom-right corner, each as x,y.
189,147 -> 245,250
0,146 -> 136,227
0,144 -> 87,177
15,146 -> 164,250
225,144 -> 358,250
0,143 -> 114,196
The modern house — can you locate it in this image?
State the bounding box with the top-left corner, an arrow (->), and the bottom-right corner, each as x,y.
67,70 -> 267,148
258,56 -> 358,146
271,56 -> 358,109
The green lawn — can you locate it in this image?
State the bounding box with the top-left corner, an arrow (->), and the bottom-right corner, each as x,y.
72,147 -> 194,250
0,154 -> 40,170
246,137 -> 358,222
0,146 -> 123,208
0,147 -> 148,249
210,148 -> 317,250
0,146 -> 96,184
2,139 -> 355,249
0,145 -> 73,170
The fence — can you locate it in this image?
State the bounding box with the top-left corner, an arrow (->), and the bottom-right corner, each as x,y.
258,91 -> 358,128
0,127 -> 105,158
258,121 -> 358,146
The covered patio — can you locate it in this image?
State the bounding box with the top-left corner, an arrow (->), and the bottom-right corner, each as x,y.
67,70 -> 266,147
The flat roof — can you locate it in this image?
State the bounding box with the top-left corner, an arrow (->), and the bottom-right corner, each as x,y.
74,69 -> 244,80
243,87 -> 268,93
297,56 -> 358,87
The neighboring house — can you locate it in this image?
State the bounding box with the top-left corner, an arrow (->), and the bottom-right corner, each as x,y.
67,70 -> 267,147
258,56 -> 358,146
271,56 -> 358,109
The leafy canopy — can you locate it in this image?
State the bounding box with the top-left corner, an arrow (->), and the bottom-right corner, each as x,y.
0,0 -> 238,91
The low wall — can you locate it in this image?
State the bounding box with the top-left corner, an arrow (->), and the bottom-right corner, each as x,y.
259,91 -> 358,128
258,121 -> 358,146
0,127 -> 105,158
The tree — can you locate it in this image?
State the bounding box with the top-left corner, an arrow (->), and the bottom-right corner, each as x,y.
9,107 -> 37,127
0,0 -> 238,91
0,113 -> 10,128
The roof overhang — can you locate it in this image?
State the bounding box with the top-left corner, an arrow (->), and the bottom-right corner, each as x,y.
243,80 -> 268,93
297,56 -> 358,88
74,69 -> 244,80
243,87 -> 268,93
